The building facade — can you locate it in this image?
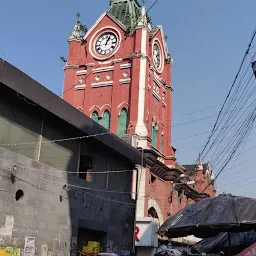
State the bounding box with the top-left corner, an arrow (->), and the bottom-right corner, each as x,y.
0,59 -> 143,255
62,0 -> 216,254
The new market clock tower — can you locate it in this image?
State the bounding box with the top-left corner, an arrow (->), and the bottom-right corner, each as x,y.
63,0 -> 175,166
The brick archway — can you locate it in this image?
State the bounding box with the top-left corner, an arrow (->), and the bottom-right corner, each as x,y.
147,198 -> 164,225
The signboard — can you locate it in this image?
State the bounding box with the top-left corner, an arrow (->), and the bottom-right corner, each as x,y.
135,217 -> 158,247
24,237 -> 35,256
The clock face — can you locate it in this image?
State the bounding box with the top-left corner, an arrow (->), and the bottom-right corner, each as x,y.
95,32 -> 118,55
153,43 -> 161,69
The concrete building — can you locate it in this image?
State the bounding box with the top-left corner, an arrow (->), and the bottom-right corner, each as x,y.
0,59 -> 143,256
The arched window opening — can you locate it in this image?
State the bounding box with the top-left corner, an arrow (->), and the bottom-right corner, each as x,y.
151,125 -> 158,148
91,111 -> 99,123
148,207 -> 159,219
117,108 -> 128,137
160,134 -> 164,152
100,110 -> 110,130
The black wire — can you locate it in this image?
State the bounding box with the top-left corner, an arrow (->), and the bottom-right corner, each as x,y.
198,26 -> 256,160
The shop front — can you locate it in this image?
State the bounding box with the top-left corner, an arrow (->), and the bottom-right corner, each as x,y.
135,217 -> 159,256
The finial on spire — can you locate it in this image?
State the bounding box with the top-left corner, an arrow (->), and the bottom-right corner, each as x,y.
76,12 -> 80,20
68,12 -> 88,42
142,0 -> 146,5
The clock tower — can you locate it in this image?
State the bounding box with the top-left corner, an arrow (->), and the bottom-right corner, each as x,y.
63,0 -> 175,166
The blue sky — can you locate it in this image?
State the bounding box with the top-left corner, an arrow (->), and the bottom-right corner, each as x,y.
1,0 -> 256,197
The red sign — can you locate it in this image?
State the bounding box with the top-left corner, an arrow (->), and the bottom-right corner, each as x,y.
237,241 -> 256,256
135,226 -> 140,242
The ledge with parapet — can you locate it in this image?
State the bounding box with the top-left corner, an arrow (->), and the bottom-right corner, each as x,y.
91,81 -> 113,88
76,70 -> 87,76
85,63 -> 95,67
120,63 -> 131,69
153,91 -> 161,102
74,84 -> 86,90
64,64 -> 79,70
165,83 -> 173,91
93,66 -> 114,73
112,58 -> 123,63
130,52 -> 151,62
119,78 -> 131,84
153,76 -> 162,88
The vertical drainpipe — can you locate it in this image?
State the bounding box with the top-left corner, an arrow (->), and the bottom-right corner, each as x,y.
132,149 -> 144,256
36,117 -> 44,161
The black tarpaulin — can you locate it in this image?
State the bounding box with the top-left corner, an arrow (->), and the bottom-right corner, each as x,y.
193,231 -> 256,254
158,194 -> 256,238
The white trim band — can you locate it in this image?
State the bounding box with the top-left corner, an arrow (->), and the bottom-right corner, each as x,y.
119,78 -> 131,84
91,81 -> 113,88
75,84 -> 86,90
76,70 -> 88,76
120,63 -> 131,69
93,66 -> 114,73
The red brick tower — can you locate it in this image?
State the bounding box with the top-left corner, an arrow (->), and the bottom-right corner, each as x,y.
63,0 -> 175,166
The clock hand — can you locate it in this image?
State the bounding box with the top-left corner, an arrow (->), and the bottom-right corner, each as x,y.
105,36 -> 111,46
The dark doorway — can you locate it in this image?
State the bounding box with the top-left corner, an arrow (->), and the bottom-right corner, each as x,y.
77,228 -> 107,254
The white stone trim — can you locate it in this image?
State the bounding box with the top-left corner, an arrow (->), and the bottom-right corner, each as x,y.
74,84 -> 86,90
91,81 -> 113,88
119,78 -> 131,84
89,26 -> 122,61
162,102 -> 166,108
76,70 -> 87,76
92,66 -> 114,73
83,12 -> 126,41
136,166 -> 147,218
117,102 -> 129,111
135,25 -> 148,137
148,198 -> 164,225
153,91 -> 161,101
152,38 -> 165,74
76,106 -> 84,112
85,63 -> 95,67
98,60 -> 112,65
153,77 -> 162,88
150,25 -> 168,59
64,64 -> 79,70
120,63 -> 131,69
112,58 -> 123,63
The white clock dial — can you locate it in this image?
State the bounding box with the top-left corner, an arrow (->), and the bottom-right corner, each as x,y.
95,32 -> 118,55
153,43 -> 161,69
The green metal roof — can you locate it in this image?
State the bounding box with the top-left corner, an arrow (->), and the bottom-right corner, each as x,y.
109,0 -> 141,29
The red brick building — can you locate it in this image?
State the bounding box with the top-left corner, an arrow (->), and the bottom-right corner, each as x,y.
63,0 -> 215,228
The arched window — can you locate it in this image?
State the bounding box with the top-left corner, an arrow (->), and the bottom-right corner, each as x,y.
91,111 -> 99,122
148,207 -> 159,219
117,108 -> 128,137
100,110 -> 110,130
160,134 -> 164,152
151,125 -> 158,148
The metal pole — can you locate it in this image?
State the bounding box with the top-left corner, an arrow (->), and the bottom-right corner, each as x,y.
228,232 -> 231,256
132,149 -> 143,256
170,183 -> 174,215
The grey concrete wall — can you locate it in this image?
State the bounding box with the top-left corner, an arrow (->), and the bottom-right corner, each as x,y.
0,87 -> 136,256
0,146 -> 135,256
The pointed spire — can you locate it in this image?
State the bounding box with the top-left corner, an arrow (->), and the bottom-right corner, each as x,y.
69,12 -> 82,42
109,0 -> 141,29
197,159 -> 203,171
137,3 -> 147,27
68,12 -> 88,42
